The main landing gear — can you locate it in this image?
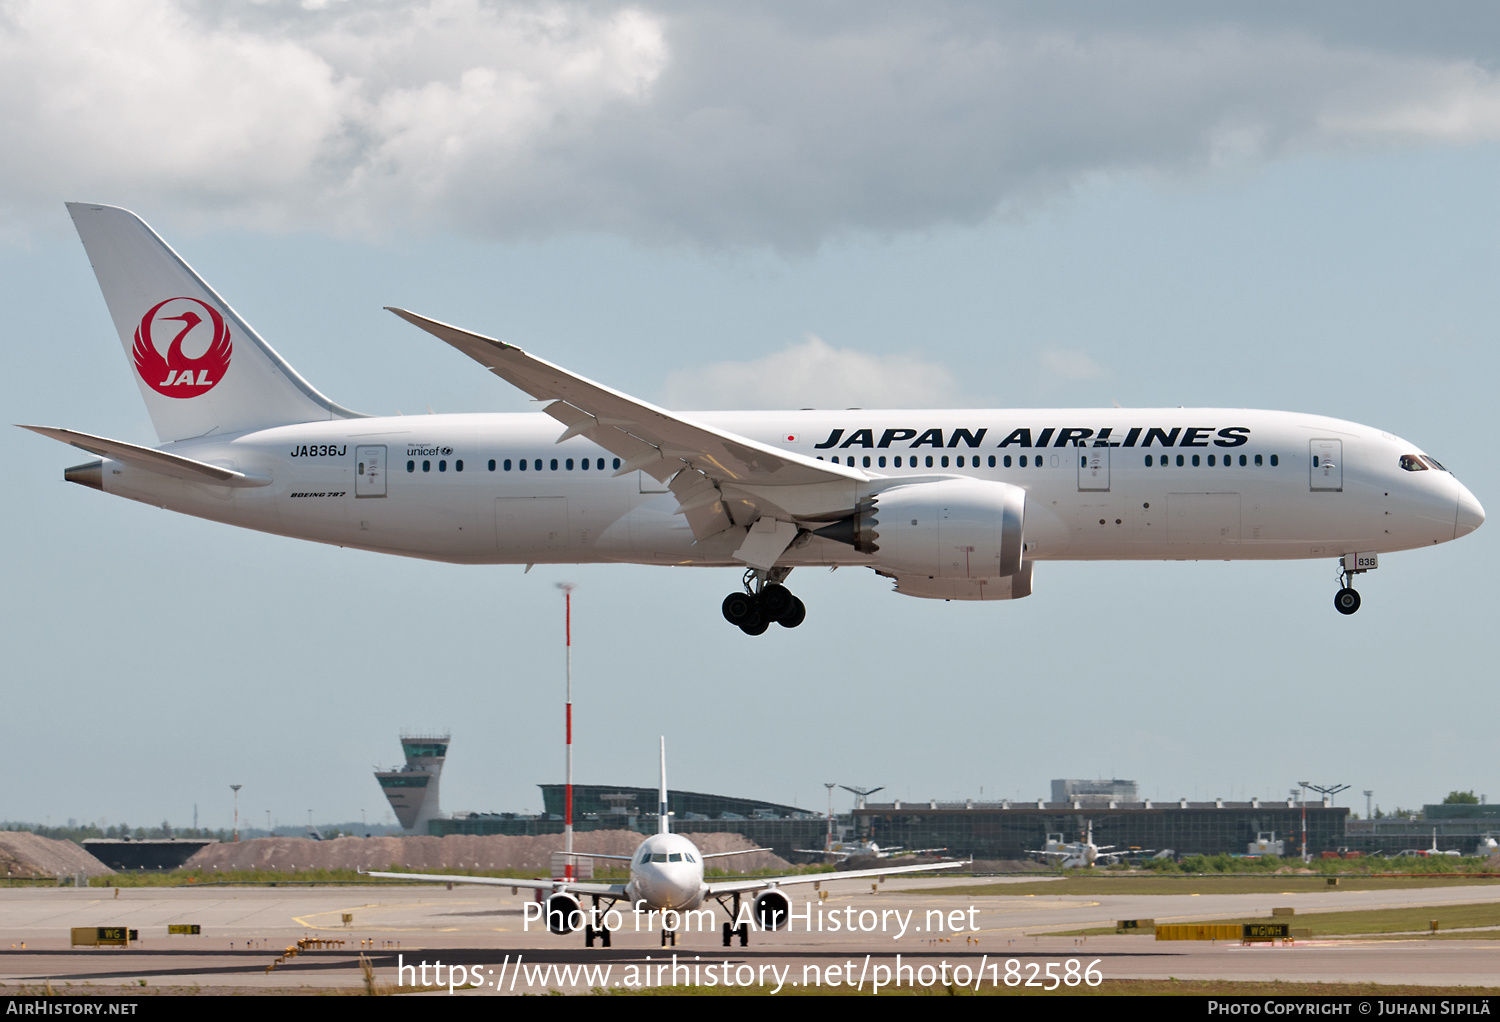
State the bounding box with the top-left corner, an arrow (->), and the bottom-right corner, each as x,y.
722,568 -> 806,635
1333,553 -> 1376,616
717,893 -> 750,947
584,896 -> 611,947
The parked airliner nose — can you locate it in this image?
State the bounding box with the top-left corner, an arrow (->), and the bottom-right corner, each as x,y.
1456,486 -> 1485,538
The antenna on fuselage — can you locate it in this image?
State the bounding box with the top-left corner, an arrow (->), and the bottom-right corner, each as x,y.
658,736 -> 670,835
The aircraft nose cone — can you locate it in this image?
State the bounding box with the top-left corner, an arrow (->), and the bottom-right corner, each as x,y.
1456,486 -> 1485,538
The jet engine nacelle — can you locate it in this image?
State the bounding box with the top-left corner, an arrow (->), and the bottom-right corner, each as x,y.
544,892 -> 585,934
753,888 -> 793,931
865,478 -> 1025,580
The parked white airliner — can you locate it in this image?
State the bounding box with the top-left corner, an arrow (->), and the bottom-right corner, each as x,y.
24,204 -> 1484,631
365,739 -> 965,947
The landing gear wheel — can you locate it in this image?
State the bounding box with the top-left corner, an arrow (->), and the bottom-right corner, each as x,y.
585,923 -> 610,947
737,922 -> 750,946
777,595 -> 806,629
740,616 -> 769,636
661,929 -> 677,947
1334,587 -> 1361,615
722,592 -> 757,626
760,583 -> 794,620
722,921 -> 733,947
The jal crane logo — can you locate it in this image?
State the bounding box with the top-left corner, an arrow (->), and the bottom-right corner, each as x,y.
132,297 -> 232,398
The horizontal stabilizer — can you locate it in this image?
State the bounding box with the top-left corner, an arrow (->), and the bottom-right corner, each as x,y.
17,425 -> 270,487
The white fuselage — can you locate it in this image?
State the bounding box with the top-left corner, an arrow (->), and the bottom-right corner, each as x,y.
90,408 -> 1479,569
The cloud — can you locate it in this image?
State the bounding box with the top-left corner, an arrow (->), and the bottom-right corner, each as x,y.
660,335 -> 960,410
1039,347 -> 1106,381
5,2 -> 1500,246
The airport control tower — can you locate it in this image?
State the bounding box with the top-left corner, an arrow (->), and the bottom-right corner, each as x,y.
374,733 -> 449,834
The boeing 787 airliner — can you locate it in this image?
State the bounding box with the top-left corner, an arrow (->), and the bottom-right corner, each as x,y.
23,204 -> 1484,633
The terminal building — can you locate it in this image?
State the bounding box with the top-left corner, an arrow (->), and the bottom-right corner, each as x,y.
433,784 -> 826,858
853,795 -> 1349,860
374,733 -> 450,834
379,746 -> 1367,861
1343,802 -> 1500,856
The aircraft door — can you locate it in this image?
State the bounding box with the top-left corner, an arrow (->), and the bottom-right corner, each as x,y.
355,445 -> 386,498
1309,439 -> 1342,492
1078,446 -> 1109,491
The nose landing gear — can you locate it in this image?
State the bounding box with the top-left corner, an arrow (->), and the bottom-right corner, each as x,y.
721,569 -> 806,635
1333,552 -> 1377,615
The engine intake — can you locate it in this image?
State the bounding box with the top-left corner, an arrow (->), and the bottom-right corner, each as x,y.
753,888 -> 792,931
544,892 -> 585,934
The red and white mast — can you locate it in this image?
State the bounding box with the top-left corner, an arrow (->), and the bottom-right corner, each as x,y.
559,583 -> 576,879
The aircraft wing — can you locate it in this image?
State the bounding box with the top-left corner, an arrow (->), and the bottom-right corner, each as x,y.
18,425 -> 270,487
359,869 -> 626,897
386,308 -> 867,542
705,858 -> 967,896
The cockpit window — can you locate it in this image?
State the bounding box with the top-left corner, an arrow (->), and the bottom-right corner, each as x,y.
1399,454 -> 1428,472
651,853 -> 669,862
668,853 -> 683,862
1422,456 -> 1447,472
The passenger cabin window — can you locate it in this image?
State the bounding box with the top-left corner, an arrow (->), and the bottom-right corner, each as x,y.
488,459 -> 496,471
1270,455 -> 1279,466
1400,454 -> 1428,472
406,460 -> 414,473
613,458 -> 622,470
1254,454 -> 1262,466
422,460 -> 431,472
456,460 -> 463,472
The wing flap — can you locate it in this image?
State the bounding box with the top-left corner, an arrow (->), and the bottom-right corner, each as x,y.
18,425 -> 269,487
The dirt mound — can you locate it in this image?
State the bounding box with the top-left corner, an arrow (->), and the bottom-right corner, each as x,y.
0,833 -> 114,878
1484,855 -> 1500,871
970,859 -> 1050,873
183,831 -> 789,875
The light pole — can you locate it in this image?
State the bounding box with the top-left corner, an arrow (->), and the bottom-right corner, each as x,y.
1297,782 -> 1309,863
1364,790 -> 1374,821
557,582 -> 575,880
230,785 -> 242,842
825,783 -> 836,855
1304,783 -> 1350,858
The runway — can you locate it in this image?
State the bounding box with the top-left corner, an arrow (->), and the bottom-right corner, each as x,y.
1,877 -> 1496,994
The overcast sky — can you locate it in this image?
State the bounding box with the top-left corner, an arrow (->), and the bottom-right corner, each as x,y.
3,2 -> 1497,832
